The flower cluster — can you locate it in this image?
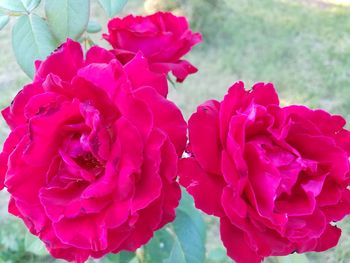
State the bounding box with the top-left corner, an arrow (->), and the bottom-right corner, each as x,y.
1,10 -> 350,263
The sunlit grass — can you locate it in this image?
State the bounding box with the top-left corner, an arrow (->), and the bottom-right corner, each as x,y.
324,0 -> 350,6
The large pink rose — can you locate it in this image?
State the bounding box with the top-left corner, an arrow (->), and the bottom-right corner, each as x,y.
0,39 -> 187,263
179,81 -> 350,263
103,12 -> 202,83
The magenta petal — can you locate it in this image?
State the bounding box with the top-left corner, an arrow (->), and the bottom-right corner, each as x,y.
2,83 -> 42,129
286,209 -> 326,242
220,217 -> 263,263
276,188 -> 316,216
119,197 -> 163,251
288,134 -> 349,180
321,190 -> 350,221
221,186 -> 248,219
54,215 -> 108,251
133,86 -> 187,156
40,226 -> 92,263
179,158 -> 225,217
77,60 -> 127,99
251,82 -> 279,106
85,46 -> 115,64
0,125 -> 27,189
157,181 -> 181,228
22,100 -> 82,166
131,129 -> 164,213
8,197 -> 22,218
188,100 -> 222,174
313,225 -> 341,252
225,115 -> 248,178
5,134 -> 44,203
244,142 -> 281,217
35,39 -> 84,82
114,117 -> 144,199
103,200 -> 130,229
125,52 -> 168,97
39,181 -> 111,223
8,197 -> 46,235
115,86 -> 153,141
11,197 -> 48,234
150,60 -> 198,82
70,77 -> 120,122
219,81 -> 247,143
159,135 -> 178,182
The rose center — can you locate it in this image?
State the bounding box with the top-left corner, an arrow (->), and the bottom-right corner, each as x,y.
74,152 -> 104,171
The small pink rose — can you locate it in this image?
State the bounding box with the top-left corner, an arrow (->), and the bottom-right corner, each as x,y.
103,12 -> 202,83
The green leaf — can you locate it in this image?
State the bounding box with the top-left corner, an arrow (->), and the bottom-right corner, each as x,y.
170,194 -> 206,263
0,13 -> 9,30
12,14 -> 58,78
45,0 -> 90,43
164,238 -> 186,263
98,0 -> 127,17
24,232 -> 48,256
144,228 -> 174,263
103,251 -> 136,263
0,0 -> 40,12
145,191 -> 206,263
87,20 -> 102,33
175,190 -> 206,243
169,210 -> 205,263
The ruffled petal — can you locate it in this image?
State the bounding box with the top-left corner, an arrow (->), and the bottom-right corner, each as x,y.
179,158 -> 225,217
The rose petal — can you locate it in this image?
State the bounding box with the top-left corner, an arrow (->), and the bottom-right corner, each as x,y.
179,158 -> 225,217
188,100 -> 222,174
35,39 -> 84,82
220,217 -> 263,263
125,52 -> 168,96
133,86 -> 187,156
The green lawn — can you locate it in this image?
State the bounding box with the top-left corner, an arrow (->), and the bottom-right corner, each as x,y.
1,0 -> 350,262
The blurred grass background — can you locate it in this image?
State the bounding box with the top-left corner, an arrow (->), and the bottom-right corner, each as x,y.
1,0 -> 350,262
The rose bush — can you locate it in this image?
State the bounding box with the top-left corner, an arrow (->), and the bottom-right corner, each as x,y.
179,81 -> 350,263
103,12 -> 202,83
0,39 -> 187,263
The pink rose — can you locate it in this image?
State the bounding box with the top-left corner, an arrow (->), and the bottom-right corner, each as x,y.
179,81 -> 350,263
0,39 -> 187,263
103,12 -> 202,83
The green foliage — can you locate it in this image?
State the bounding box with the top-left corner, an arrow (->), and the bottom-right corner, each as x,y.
144,191 -> 206,263
24,232 -> 49,257
170,192 -> 206,263
12,14 -> 57,78
0,0 -> 40,13
98,0 -> 128,17
87,20 -> 102,34
0,13 -> 9,30
164,238 -> 186,263
103,251 -> 136,263
45,0 -> 90,42
0,0 -> 128,79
